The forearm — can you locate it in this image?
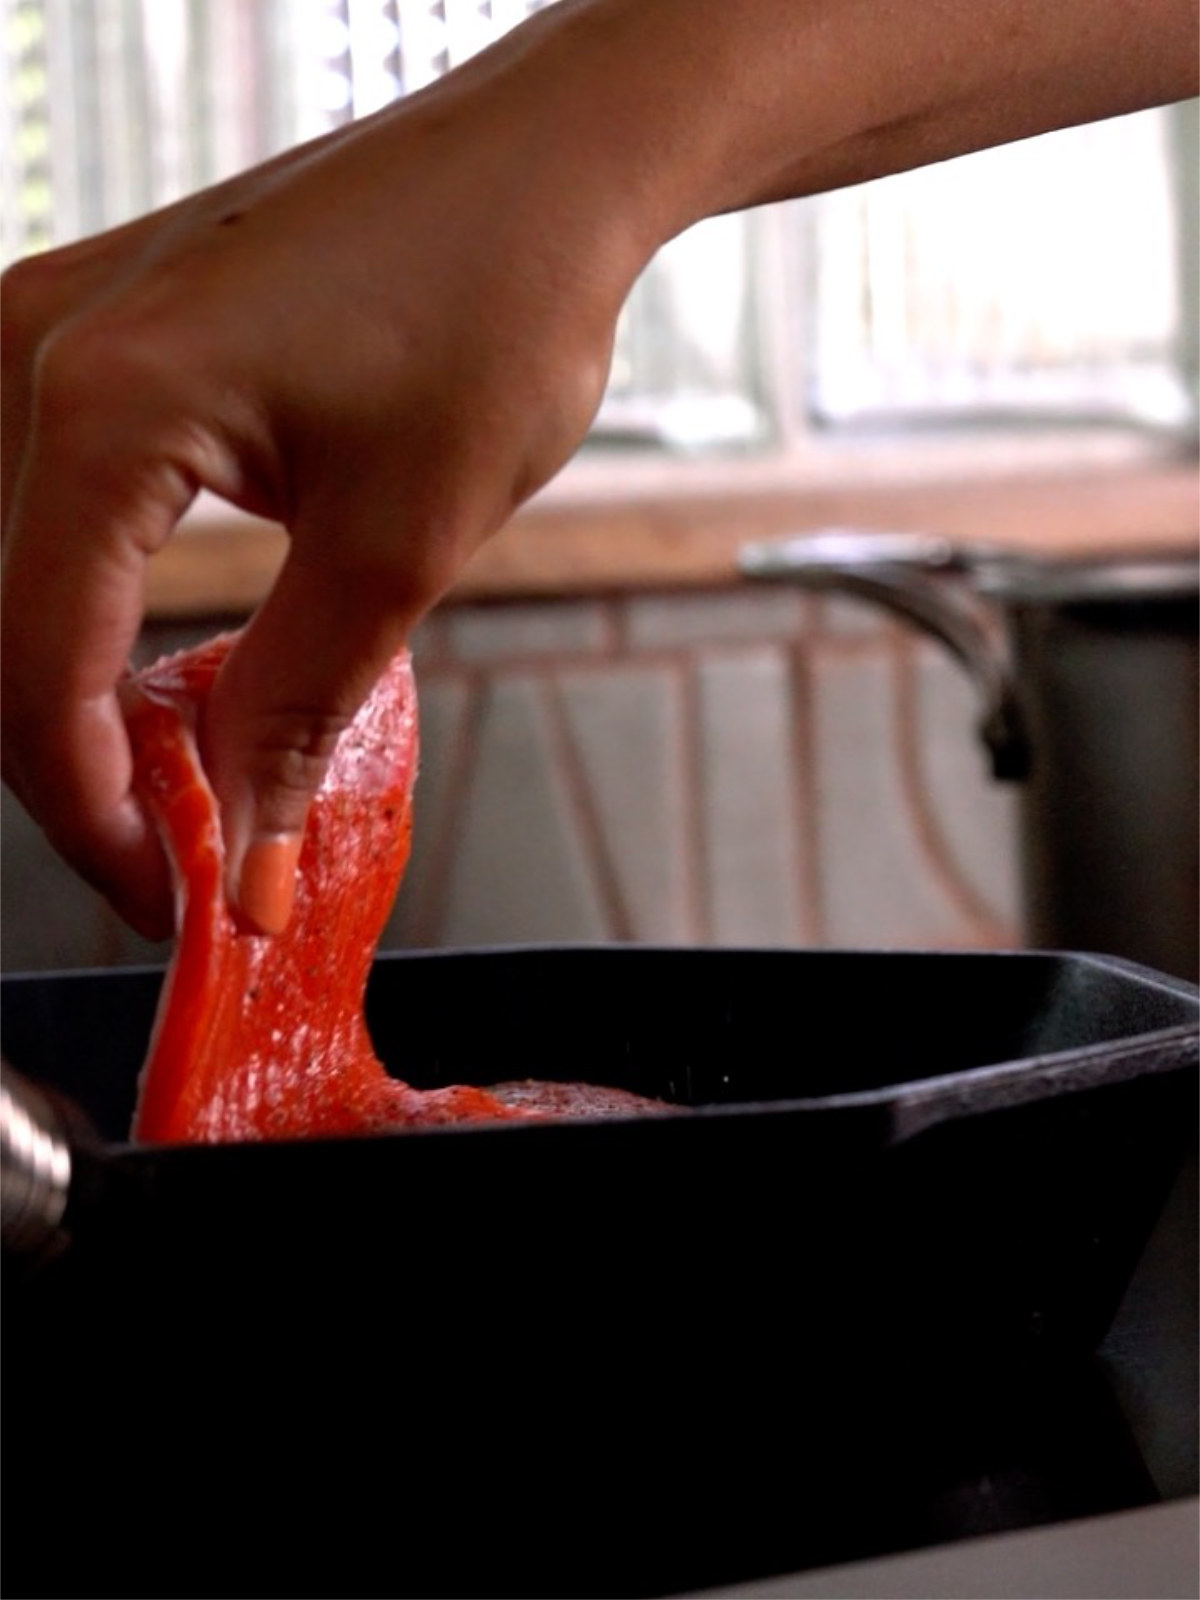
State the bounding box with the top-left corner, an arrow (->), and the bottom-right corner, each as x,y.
521,0 -> 1197,247
3,0 -> 1194,937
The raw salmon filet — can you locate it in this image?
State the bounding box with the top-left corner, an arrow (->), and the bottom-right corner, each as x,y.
126,633 -> 673,1144
126,633 -> 513,1143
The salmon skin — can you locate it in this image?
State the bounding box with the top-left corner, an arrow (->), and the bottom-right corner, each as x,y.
126,632 -> 515,1143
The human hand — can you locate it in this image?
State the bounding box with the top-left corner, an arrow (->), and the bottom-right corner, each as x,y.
5,0 -> 1193,939
1,10 -> 651,936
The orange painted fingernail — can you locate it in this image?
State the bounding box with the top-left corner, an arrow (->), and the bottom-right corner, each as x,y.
238,834 -> 302,936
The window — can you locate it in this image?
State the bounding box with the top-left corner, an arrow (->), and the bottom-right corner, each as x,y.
3,0 -> 1196,457
806,111 -> 1195,431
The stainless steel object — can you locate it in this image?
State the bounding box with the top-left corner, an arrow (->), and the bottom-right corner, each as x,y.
1,1060 -> 73,1259
740,531 -> 1200,980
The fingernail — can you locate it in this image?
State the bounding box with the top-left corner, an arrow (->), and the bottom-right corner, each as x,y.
237,834 -> 302,936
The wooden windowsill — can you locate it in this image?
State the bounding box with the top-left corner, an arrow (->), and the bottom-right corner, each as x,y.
145,451 -> 1199,619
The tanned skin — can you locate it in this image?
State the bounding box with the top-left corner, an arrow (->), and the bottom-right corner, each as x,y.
2,0 -> 1196,934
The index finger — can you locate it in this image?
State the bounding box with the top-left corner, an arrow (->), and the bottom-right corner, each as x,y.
0,362 -> 199,936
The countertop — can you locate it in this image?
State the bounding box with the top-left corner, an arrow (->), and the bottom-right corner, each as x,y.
145,456 -> 1199,617
699,1498 -> 1199,1599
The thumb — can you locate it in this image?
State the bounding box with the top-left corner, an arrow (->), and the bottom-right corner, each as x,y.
205,550 -> 414,935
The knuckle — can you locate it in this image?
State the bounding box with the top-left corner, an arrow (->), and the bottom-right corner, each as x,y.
371,540 -> 461,614
0,251 -> 84,353
296,528 -> 459,625
0,257 -> 50,352
2,255 -> 165,418
28,303 -> 228,511
246,710 -> 354,831
35,305 -> 165,412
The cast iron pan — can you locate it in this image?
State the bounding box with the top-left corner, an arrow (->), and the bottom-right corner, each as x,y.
2,947 -> 1196,1598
